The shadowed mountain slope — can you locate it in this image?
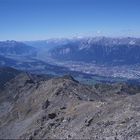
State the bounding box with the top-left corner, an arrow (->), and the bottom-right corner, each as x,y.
0,68 -> 140,139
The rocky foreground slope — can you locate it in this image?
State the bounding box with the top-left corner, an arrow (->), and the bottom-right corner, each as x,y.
0,69 -> 140,139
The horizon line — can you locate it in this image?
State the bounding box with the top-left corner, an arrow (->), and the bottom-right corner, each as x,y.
1,35 -> 140,42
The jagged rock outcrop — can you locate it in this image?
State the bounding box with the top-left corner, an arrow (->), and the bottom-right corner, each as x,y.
0,70 -> 140,139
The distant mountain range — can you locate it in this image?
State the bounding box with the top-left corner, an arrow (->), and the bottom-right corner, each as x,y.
49,37 -> 140,65
1,37 -> 140,82
2,37 -> 140,66
0,40 -> 36,56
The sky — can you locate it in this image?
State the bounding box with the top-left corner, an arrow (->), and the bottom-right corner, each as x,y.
0,0 -> 140,40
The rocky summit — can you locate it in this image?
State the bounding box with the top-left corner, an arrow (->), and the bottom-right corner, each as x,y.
0,68 -> 140,139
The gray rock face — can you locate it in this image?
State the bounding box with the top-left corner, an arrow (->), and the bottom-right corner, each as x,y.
0,72 -> 140,139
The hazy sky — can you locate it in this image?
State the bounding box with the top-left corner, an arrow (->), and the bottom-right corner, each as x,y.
0,0 -> 140,40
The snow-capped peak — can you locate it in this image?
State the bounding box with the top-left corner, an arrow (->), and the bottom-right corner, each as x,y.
129,40 -> 136,45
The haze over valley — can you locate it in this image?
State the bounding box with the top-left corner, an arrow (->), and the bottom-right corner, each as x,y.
1,37 -> 140,84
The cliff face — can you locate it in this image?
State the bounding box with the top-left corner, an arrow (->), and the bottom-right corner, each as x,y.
0,69 -> 140,139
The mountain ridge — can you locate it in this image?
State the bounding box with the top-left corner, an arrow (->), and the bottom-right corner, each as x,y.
0,67 -> 140,139
49,37 -> 140,65
0,40 -> 37,56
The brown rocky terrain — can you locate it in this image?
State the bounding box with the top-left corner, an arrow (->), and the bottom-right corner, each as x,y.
0,69 -> 140,139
